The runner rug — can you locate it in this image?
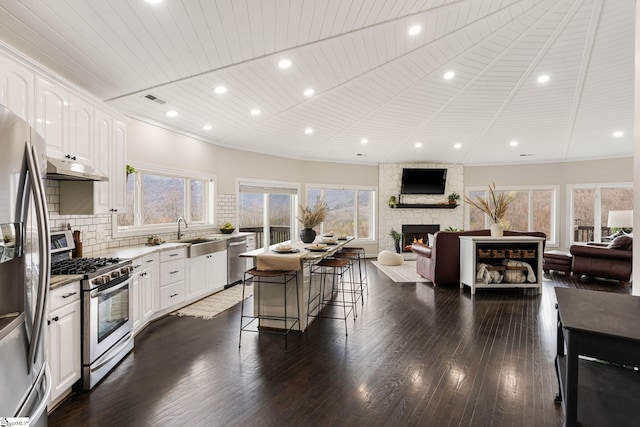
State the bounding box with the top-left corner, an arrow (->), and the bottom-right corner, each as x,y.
371,260 -> 430,283
171,283 -> 253,320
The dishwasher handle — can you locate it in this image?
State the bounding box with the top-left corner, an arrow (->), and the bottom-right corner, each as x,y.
228,240 -> 247,247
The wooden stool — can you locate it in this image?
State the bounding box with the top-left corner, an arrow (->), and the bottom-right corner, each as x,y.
239,268 -> 300,351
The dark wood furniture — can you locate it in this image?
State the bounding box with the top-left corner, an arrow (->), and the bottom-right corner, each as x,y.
554,288 -> 640,427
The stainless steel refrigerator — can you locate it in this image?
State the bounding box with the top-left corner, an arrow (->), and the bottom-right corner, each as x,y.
0,105 -> 51,425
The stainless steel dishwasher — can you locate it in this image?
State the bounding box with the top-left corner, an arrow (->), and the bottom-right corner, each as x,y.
226,236 -> 247,285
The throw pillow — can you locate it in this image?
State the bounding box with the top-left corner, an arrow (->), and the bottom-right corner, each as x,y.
427,233 -> 435,247
607,235 -> 633,250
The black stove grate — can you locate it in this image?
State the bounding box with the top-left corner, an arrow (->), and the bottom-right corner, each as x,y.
51,257 -> 121,275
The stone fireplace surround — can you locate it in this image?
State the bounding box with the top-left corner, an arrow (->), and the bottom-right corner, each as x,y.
379,163 -> 464,257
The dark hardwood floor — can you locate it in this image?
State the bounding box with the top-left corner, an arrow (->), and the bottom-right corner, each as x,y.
48,265 -> 632,427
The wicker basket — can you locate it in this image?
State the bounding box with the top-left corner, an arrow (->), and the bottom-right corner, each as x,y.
506,249 -> 521,259
478,249 -> 492,258
522,249 -> 536,258
491,249 -> 506,258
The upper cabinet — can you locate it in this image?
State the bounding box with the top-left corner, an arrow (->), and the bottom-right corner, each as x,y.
0,57 -> 35,124
36,76 -> 93,167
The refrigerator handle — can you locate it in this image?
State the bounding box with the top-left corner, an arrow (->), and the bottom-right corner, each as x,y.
26,144 -> 51,373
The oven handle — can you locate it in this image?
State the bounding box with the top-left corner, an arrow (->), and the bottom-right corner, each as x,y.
90,276 -> 131,299
91,333 -> 134,372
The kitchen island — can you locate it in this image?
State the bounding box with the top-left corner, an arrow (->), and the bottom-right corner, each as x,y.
239,237 -> 354,331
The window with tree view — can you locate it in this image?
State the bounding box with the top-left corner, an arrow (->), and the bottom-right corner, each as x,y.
307,186 -> 375,240
117,168 -> 213,231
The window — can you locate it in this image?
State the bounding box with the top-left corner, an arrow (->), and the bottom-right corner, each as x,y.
466,185 -> 558,245
238,180 -> 299,248
569,183 -> 633,243
116,166 -> 214,236
306,185 -> 376,241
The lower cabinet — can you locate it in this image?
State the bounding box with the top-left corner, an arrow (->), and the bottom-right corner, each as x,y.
47,281 -> 81,407
131,253 -> 158,333
158,248 -> 186,312
186,250 -> 228,300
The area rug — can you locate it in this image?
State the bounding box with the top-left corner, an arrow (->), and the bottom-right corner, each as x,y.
171,284 -> 253,320
372,260 -> 431,283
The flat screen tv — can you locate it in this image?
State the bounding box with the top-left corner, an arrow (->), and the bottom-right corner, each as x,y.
401,168 -> 447,194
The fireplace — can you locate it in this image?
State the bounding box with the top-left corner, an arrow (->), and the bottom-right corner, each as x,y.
402,224 -> 440,252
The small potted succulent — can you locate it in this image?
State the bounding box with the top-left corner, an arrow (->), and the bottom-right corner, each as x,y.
388,195 -> 398,208
447,192 -> 460,205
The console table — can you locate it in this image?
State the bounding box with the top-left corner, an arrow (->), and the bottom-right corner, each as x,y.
459,236 -> 544,294
554,288 -> 640,427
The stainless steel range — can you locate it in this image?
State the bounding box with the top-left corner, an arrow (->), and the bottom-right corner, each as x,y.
50,230 -> 134,390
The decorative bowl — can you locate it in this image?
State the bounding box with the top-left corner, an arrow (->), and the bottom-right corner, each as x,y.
220,228 -> 235,234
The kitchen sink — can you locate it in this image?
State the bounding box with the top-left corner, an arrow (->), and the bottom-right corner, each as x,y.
172,237 -> 226,258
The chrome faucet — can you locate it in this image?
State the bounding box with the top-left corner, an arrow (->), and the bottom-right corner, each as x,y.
177,217 -> 188,240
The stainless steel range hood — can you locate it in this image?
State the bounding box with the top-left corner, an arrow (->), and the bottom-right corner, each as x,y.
46,158 -> 109,181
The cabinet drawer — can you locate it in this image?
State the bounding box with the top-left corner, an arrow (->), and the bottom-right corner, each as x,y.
160,259 -> 185,284
159,280 -> 185,310
49,281 -> 81,312
160,248 -> 185,262
142,252 -> 159,266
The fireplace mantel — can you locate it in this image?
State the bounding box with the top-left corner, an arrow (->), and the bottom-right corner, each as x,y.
394,203 -> 458,209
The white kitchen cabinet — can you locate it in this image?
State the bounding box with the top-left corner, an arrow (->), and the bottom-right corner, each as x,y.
0,57 -> 35,125
59,110 -> 127,215
132,253 -> 159,334
158,248 -> 186,312
47,281 -> 81,407
187,250 -> 228,301
68,95 -> 94,167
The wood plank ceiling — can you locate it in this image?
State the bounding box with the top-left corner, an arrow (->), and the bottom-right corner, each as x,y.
0,0 -> 634,165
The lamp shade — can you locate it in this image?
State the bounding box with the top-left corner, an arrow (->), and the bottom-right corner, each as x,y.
607,210 -> 633,229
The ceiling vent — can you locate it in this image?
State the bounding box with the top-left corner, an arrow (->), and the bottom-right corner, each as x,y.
144,94 -> 167,104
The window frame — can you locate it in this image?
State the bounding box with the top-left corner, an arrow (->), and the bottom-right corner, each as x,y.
305,183 -> 377,243
464,184 -> 559,246
113,162 -> 216,238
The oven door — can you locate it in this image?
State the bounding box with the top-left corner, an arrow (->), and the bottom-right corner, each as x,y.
84,274 -> 132,364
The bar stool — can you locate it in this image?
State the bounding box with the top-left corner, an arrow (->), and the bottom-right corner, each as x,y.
330,251 -> 363,312
337,247 -> 368,300
239,268 -> 300,351
307,258 -> 355,336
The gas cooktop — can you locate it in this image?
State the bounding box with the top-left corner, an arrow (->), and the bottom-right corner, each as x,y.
51,257 -> 123,275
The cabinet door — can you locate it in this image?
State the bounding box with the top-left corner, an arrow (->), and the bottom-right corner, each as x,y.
141,266 -> 156,322
93,110 -> 112,213
187,256 -> 207,299
131,271 -> 142,332
111,119 -> 127,212
0,57 -> 34,125
68,96 -> 94,166
48,299 -> 81,404
36,76 -> 68,159
207,250 -> 228,293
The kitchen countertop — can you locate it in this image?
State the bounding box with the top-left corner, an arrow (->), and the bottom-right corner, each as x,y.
50,274 -> 83,290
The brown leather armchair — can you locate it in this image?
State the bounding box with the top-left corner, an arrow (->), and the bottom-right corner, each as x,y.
570,237 -> 632,284
411,230 -> 546,286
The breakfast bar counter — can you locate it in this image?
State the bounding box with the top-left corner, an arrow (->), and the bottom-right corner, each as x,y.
239,236 -> 353,331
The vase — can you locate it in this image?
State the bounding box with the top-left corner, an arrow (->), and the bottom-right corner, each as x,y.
300,228 -> 316,243
394,241 -> 401,254
490,223 -> 503,237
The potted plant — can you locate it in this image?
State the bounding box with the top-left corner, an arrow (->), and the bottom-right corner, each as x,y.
126,164 -> 137,176
298,197 -> 328,243
463,182 -> 515,236
388,195 -> 398,208
390,229 -> 402,253
447,192 -> 460,205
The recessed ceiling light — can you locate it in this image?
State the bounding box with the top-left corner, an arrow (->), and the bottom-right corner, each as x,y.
202,124 -> 213,130
613,131 -> 624,137
414,142 -> 422,148
278,59 -> 292,69
214,86 -> 227,94
166,110 -> 178,117
361,139 -> 368,144
537,75 -> 550,83
304,88 -> 315,96
251,109 -> 261,116
304,128 -> 313,134
145,0 -> 162,4
444,71 -> 455,80
408,25 -> 422,36
510,140 -> 519,147
454,143 -> 462,149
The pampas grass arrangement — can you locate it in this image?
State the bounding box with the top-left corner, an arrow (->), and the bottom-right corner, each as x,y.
463,182 -> 515,224
298,197 -> 328,228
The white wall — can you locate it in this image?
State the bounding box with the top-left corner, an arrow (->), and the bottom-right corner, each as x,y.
634,0 -> 640,296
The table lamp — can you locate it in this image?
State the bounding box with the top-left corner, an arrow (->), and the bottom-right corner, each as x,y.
607,210 -> 633,235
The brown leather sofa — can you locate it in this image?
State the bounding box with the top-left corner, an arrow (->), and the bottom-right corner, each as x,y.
411,229 -> 546,286
570,236 -> 632,284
